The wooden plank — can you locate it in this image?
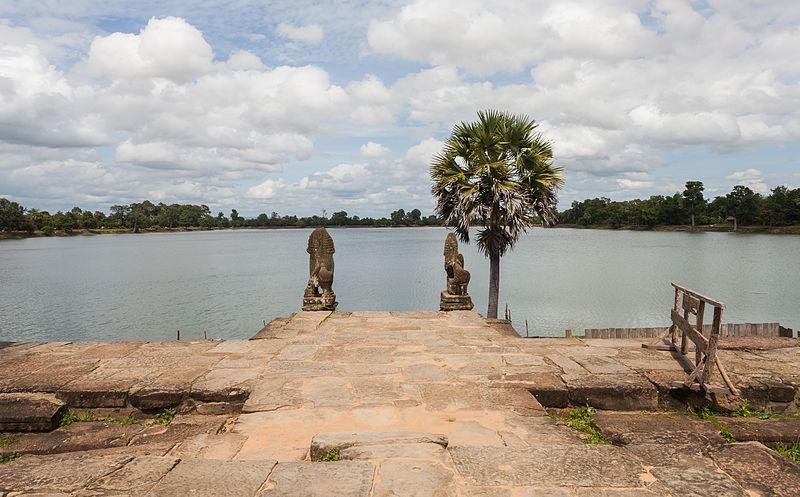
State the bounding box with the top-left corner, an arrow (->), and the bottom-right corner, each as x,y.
672,309 -> 708,352
682,293 -> 701,315
671,282 -> 726,309
700,306 -> 721,385
695,301 -> 705,366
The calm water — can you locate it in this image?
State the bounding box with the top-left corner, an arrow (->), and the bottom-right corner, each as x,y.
0,228 -> 798,341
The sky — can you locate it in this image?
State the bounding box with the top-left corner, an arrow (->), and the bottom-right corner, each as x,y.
0,0 -> 799,217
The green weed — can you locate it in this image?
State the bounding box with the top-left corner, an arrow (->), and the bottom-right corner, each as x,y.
0,435 -> 16,448
320,448 -> 341,462
564,406 -> 610,445
59,409 -> 95,427
154,408 -> 176,425
773,441 -> 800,463
0,452 -> 22,464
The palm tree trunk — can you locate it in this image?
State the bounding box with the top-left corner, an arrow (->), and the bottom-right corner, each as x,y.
487,250 -> 500,319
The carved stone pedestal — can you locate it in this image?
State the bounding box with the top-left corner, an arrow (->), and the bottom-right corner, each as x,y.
440,291 -> 473,311
303,293 -> 337,311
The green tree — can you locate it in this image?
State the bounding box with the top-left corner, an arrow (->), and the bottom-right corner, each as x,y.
390,208 -> 406,226
431,110 -> 564,319
0,198 -> 26,231
682,181 -> 705,228
407,208 -> 422,225
330,211 -> 349,226
726,185 -> 761,225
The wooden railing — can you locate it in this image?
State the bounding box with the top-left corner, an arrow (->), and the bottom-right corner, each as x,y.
644,283 -> 739,396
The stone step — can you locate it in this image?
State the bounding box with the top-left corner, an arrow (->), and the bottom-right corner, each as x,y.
721,417 -> 800,443
0,393 -> 66,432
309,431 -> 448,461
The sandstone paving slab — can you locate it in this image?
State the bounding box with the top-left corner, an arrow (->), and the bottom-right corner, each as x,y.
710,441 -> 800,497
649,466 -> 748,497
5,361 -> 100,393
146,458 -> 277,497
0,394 -> 65,432
592,412 -> 724,445
372,459 -> 457,497
621,443 -> 720,469
128,415 -> 227,447
0,422 -> 146,457
259,461 -> 374,497
563,374 -> 658,411
243,378 -> 306,413
168,432 -> 248,460
309,430 -> 448,460
449,446 -> 645,487
720,417 -> 800,443
86,455 -> 179,494
0,454 -> 132,493
340,442 -> 446,460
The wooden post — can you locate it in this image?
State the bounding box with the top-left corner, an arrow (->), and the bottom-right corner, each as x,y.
695,301 -> 705,367
177,329 -> 180,341
700,306 -> 722,385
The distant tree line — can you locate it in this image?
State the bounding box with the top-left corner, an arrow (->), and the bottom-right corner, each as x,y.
0,199 -> 442,233
558,183 -> 800,228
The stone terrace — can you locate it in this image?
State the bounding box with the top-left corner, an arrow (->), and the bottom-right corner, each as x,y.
1,311 -> 799,495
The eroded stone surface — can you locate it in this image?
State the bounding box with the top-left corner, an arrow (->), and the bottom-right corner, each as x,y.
260,461 -> 374,497
711,442 -> 800,497
310,431 -> 448,460
146,458 -> 276,497
0,454 -> 132,493
449,446 -> 645,487
0,393 -> 65,432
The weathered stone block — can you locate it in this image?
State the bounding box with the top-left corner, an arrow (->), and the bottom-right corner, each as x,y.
129,387 -> 187,410
373,459 -> 456,497
564,374 -> 658,410
147,458 -> 276,497
711,441 -> 800,497
0,454 -> 132,493
650,466 -> 748,497
310,431 -> 448,461
0,393 -> 65,432
449,446 -> 644,487
593,412 -> 724,445
261,461 -> 374,497
721,417 -> 800,443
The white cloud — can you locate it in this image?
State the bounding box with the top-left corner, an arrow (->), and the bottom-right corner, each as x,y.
84,17 -> 213,81
360,141 -> 390,157
727,168 -> 769,193
275,22 -> 323,44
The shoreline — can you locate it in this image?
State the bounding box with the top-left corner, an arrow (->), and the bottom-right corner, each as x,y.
4,222 -> 800,240
555,223 -> 800,235
0,224 -> 445,240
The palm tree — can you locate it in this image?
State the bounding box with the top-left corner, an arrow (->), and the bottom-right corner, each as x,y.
431,110 -> 564,319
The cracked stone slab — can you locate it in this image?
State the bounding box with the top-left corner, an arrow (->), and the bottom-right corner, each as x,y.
0,393 -> 66,432
719,417 -> 800,443
146,458 -> 277,497
710,441 -> 800,497
649,466 -> 748,497
310,431 -> 448,461
449,446 -> 644,487
0,454 -> 132,493
592,412 -> 724,445
340,442 -> 446,460
259,461 -> 374,497
372,459 -> 457,497
86,455 -> 179,493
564,374 -> 658,410
0,422 -> 147,457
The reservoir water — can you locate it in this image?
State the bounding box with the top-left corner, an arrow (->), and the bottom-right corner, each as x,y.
0,227 -> 798,341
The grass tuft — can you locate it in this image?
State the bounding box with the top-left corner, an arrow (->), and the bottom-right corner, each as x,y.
773,441 -> 800,463
0,435 -> 17,448
0,452 -> 22,464
561,406 -> 610,445
320,448 -> 341,462
59,409 -> 95,427
154,408 -> 176,425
